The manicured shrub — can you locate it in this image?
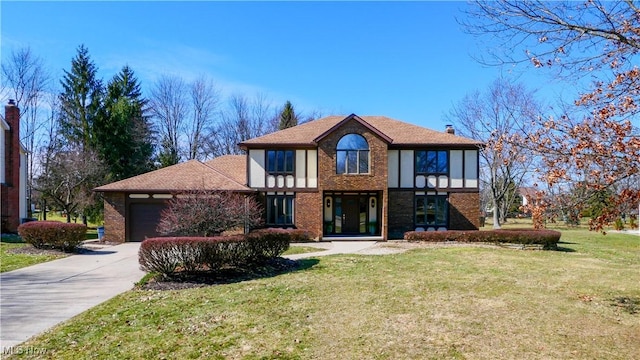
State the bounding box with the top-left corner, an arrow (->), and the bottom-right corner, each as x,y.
17,221 -> 86,252
245,228 -> 292,261
138,229 -> 298,275
404,228 -> 561,249
286,229 -> 315,243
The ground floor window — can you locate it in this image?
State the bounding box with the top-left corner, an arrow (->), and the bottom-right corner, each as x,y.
415,194 -> 448,227
266,195 -> 294,225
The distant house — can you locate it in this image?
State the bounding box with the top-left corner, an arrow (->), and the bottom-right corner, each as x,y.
95,114 -> 483,242
519,187 -> 539,208
1,100 -> 29,232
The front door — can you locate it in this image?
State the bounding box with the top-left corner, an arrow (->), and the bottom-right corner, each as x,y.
341,196 -> 362,234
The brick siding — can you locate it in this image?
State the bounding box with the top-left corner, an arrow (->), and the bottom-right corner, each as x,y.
295,192 -> 322,239
388,190 -> 414,239
449,192 -> 481,230
316,119 -> 389,239
2,102 -> 21,232
103,192 -> 126,243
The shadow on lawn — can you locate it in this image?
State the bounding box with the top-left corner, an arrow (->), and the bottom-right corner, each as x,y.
554,241 -> 577,252
140,258 -> 320,291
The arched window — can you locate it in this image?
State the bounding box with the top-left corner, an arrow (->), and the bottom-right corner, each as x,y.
336,134 -> 369,174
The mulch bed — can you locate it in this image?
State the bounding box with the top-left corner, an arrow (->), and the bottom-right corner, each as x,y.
139,257 -> 302,291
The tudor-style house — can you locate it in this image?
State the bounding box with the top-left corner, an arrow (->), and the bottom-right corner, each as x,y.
240,114 -> 481,240
96,114 -> 482,242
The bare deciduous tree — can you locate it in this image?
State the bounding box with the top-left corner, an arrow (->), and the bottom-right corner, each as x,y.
1,47 -> 51,216
149,75 -> 188,167
156,189 -> 263,237
34,147 -> 104,223
464,0 -> 640,231
447,78 -> 541,229
206,93 -> 278,157
187,76 -> 220,161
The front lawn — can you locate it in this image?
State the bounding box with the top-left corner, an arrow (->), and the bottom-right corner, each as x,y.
0,235 -> 67,273
8,229 -> 640,359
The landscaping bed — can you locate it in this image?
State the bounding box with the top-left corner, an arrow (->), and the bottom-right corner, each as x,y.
404,228 -> 562,249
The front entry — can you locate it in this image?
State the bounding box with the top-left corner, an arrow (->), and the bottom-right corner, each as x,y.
324,192 -> 380,236
340,195 -> 363,234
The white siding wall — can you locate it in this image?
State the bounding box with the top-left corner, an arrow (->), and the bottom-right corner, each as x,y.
388,150 -> 399,188
450,150 -> 463,188
400,150 -> 414,188
295,150 -> 306,188
307,149 -> 318,188
464,149 -> 478,188
249,149 -> 265,188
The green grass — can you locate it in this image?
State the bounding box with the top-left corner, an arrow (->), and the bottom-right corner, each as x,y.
8,228 -> 640,359
33,211 -> 101,229
283,245 -> 323,255
0,235 -> 66,273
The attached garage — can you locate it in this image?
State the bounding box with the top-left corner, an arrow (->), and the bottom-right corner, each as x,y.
95,157 -> 251,243
128,199 -> 168,242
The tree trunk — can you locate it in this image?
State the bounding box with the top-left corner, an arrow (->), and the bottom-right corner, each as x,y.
492,198 -> 501,229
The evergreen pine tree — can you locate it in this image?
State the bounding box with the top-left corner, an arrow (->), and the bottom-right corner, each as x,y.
278,101 -> 298,130
59,44 -> 104,151
97,66 -> 155,180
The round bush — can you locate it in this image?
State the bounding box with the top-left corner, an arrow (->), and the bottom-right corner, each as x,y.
18,221 -> 87,252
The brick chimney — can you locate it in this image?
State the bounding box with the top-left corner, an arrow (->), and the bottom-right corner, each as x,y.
1,99 -> 21,232
445,124 -> 455,135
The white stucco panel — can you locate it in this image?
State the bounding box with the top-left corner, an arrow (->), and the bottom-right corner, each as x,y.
249,149 -> 265,188
307,150 -> 318,188
295,150 -> 306,188
464,149 -> 478,188
400,150 -> 414,188
450,150 -> 463,188
388,150 -> 399,188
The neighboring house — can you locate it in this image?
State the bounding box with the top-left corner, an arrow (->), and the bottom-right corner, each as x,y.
519,187 -> 539,208
96,114 -> 483,242
1,100 -> 29,232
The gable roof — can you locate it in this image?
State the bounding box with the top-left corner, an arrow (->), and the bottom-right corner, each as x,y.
240,114 -> 482,148
94,159 -> 252,193
204,155 -> 247,185
314,114 -> 393,144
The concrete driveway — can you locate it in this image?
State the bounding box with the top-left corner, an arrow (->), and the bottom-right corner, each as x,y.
0,242 -> 144,349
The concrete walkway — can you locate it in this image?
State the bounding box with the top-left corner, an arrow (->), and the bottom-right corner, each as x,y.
0,242 -> 144,349
284,241 -> 379,260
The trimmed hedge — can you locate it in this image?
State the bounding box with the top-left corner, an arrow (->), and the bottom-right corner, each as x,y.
17,221 -> 87,252
404,228 -> 561,249
139,228 -> 296,275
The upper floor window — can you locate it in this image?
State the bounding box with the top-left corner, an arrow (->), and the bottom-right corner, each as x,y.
267,150 -> 294,174
336,134 -> 369,174
416,150 -> 448,174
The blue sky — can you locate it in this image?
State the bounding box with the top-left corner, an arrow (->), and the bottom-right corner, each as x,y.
1,1 -> 566,130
